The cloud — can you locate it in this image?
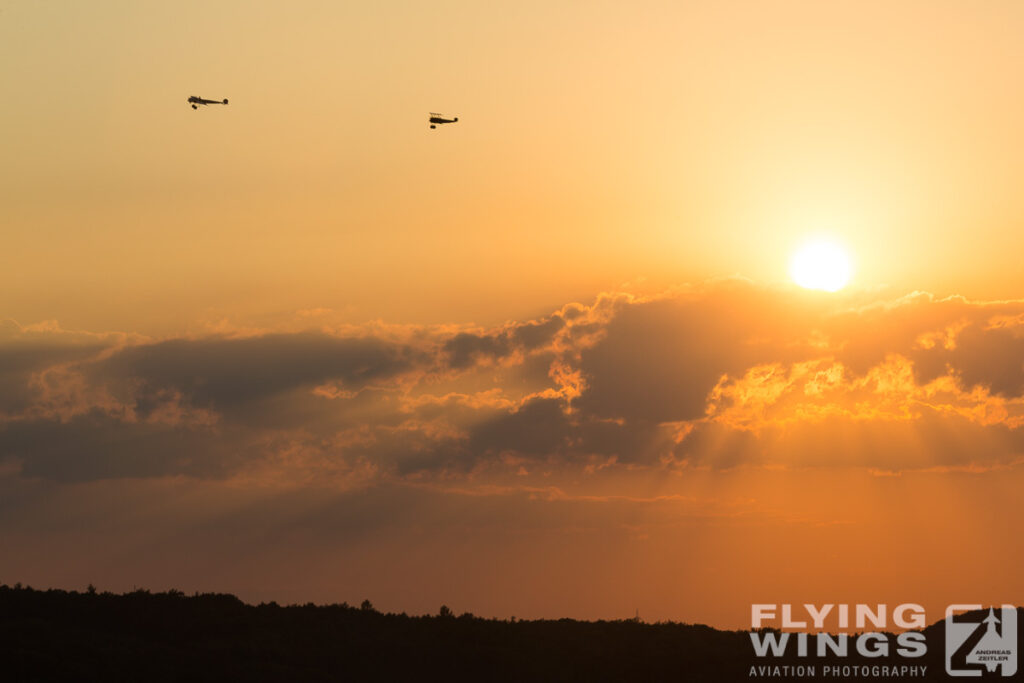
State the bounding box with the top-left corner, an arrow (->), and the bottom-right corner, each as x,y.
571,289 -> 801,422
911,316 -> 1024,398
94,333 -> 424,418
0,410 -> 235,482
442,314 -> 566,369
0,319 -> 119,417
3,282 -> 1024,482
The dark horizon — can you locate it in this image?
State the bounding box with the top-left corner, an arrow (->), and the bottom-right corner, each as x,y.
6,583 -> 1017,681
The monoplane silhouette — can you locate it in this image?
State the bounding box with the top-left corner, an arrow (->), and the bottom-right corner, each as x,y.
188,96 -> 229,110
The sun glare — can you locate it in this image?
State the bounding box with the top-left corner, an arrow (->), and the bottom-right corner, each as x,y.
789,240 -> 852,292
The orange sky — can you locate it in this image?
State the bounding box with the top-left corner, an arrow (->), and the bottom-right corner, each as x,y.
3,1 -> 1024,332
2,1 -> 1024,628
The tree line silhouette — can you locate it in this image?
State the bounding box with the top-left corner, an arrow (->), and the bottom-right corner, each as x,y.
0,583 -> 1018,681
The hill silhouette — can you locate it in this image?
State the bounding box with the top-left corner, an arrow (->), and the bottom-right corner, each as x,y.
0,584 -> 1019,681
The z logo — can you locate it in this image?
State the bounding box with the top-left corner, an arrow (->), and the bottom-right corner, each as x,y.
946,605 -> 1017,677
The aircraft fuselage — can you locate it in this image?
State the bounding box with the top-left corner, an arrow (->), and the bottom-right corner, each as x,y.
188,96 -> 229,107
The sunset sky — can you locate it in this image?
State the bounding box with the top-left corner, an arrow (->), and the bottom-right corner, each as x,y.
2,0 -> 1024,629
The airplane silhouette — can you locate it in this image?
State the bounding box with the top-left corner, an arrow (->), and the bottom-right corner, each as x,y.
188,96 -> 229,110
429,113 -> 458,129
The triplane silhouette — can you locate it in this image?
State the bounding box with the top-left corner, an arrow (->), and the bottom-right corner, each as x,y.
429,112 -> 458,129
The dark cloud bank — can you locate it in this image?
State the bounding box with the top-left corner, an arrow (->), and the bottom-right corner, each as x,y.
2,282 -> 1024,483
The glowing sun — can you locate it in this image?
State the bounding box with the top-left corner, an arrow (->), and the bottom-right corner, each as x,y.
789,240 -> 852,291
